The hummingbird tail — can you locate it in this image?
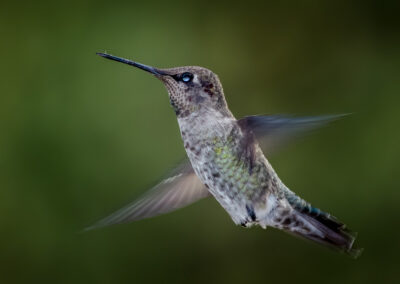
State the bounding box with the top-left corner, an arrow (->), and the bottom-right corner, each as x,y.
273,187 -> 362,257
290,209 -> 362,258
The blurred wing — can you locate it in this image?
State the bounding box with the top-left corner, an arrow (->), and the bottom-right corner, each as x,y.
239,114 -> 348,154
85,161 -> 209,230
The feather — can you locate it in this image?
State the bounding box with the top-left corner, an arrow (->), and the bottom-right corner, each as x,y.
85,161 -> 209,231
270,186 -> 362,257
238,114 -> 349,154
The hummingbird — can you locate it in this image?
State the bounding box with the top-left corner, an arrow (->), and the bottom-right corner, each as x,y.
89,52 -> 361,257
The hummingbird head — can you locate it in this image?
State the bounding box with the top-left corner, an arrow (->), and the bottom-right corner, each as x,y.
97,53 -> 230,118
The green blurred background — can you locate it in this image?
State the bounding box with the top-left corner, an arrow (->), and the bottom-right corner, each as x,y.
1,0 -> 399,283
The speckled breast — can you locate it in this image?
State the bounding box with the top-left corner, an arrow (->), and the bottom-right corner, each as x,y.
177,111 -> 277,224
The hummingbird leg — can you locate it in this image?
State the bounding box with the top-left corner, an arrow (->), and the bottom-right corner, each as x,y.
239,205 -> 257,228
246,204 -> 257,221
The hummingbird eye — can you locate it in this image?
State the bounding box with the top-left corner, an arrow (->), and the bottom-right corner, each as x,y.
180,72 -> 193,83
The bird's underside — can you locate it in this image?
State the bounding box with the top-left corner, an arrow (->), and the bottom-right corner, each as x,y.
86,114 -> 361,257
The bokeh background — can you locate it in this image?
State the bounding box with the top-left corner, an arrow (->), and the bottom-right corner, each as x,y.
1,0 -> 400,283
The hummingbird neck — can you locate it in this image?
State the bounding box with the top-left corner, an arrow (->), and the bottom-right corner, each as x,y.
177,106 -> 236,143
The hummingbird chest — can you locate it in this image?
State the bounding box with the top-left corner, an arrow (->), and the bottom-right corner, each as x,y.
178,113 -> 277,225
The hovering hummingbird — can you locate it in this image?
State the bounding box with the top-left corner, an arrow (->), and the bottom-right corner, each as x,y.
89,52 -> 361,257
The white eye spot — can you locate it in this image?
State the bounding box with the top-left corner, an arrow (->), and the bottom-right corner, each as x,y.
192,75 -> 200,84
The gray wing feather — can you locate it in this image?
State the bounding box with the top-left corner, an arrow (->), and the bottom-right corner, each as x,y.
85,162 -> 209,230
239,114 -> 348,154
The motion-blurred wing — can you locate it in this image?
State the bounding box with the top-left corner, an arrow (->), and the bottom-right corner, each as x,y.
86,162 -> 209,230
239,114 -> 348,154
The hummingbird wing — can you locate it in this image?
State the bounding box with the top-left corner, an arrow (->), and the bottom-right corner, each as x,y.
85,162 -> 209,230
238,114 -> 348,154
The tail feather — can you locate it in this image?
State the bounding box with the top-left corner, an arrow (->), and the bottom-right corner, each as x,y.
274,188 -> 362,257
295,210 -> 362,258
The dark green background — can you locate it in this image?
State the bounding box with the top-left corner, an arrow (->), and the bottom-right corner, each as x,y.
1,0 -> 399,283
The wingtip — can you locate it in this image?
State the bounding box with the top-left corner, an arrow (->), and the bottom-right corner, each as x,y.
79,224 -> 100,233
329,113 -> 353,120
80,217 -> 112,233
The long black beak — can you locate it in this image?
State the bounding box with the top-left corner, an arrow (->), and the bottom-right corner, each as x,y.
97,52 -> 166,76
